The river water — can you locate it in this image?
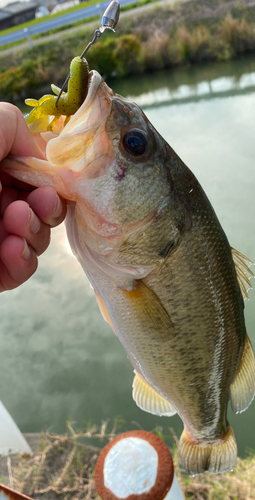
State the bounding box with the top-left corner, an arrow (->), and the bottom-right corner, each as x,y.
1,56 -> 255,457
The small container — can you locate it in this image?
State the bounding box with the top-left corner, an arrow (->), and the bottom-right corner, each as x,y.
95,430 -> 185,500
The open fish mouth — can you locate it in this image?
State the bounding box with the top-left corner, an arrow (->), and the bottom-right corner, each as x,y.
84,70 -> 101,105
79,70 -> 103,115
75,69 -> 109,116
57,69 -> 111,140
44,69 -> 114,172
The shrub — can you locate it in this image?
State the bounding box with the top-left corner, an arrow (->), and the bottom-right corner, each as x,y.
0,66 -> 27,99
88,36 -> 118,77
113,34 -> 142,77
141,31 -> 174,71
220,14 -> 255,56
177,25 -> 213,63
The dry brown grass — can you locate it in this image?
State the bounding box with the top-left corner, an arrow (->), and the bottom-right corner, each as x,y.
7,421 -> 121,500
176,24 -> 213,62
180,456 -> 255,499
141,30 -> 175,70
172,440 -> 255,500
220,13 -> 255,55
3,424 -> 255,500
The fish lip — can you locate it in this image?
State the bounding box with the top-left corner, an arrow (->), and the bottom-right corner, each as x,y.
81,69 -> 104,112
60,70 -> 106,136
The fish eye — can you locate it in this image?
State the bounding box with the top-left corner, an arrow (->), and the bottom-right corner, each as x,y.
123,129 -> 147,157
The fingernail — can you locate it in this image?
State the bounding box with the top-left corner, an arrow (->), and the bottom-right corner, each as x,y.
21,239 -> 31,260
53,195 -> 62,219
28,208 -> 40,234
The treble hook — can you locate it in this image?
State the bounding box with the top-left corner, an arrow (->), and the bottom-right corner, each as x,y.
56,0 -> 120,106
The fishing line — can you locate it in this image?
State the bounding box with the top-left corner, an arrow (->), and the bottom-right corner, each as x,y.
56,0 -> 120,106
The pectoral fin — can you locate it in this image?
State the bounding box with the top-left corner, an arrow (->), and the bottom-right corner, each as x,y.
232,248 -> 254,300
94,292 -> 116,335
120,279 -> 174,340
132,371 -> 176,416
230,333 -> 255,413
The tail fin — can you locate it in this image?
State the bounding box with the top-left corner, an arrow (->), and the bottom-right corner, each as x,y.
179,426 -> 237,475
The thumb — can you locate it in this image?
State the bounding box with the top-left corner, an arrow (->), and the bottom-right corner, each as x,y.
0,103 -> 45,161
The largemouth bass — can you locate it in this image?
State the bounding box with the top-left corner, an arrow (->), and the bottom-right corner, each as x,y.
3,69 -> 255,475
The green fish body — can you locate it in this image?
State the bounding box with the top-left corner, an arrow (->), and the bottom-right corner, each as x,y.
3,69 -> 255,474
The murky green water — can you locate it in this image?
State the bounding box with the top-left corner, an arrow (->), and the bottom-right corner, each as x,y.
1,57 -> 255,457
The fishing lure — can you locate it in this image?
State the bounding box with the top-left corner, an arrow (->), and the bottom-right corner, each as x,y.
24,1 -> 120,131
25,56 -> 89,131
56,0 -> 120,103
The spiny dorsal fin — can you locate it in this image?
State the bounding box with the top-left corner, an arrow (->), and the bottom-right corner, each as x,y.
132,371 -> 176,417
230,333 -> 255,414
231,247 -> 254,300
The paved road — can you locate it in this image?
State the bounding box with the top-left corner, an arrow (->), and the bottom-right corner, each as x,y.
0,0 -> 141,47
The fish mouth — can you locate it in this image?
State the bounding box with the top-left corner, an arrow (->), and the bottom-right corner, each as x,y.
57,69 -> 112,139
46,70 -> 113,170
74,69 -> 110,117
81,70 -> 103,112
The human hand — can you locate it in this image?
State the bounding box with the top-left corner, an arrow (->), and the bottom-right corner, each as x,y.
0,103 -> 67,292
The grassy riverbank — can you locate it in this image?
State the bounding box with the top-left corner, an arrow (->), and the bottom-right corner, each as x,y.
1,422 -> 255,499
1,0 -> 255,102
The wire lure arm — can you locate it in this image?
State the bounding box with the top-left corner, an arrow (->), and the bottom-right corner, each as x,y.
56,0 -> 120,105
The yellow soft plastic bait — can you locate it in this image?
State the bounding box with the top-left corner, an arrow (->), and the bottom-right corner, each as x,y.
25,56 -> 89,130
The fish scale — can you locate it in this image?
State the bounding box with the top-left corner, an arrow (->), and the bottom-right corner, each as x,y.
3,67 -> 255,476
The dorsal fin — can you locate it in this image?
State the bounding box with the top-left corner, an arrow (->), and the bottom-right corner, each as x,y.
231,248 -> 254,300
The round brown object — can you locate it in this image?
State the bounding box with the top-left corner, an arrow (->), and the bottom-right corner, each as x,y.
94,430 -> 174,500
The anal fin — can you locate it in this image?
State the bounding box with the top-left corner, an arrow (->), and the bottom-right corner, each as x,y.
132,370 -> 176,417
230,333 -> 255,413
231,247 -> 254,300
